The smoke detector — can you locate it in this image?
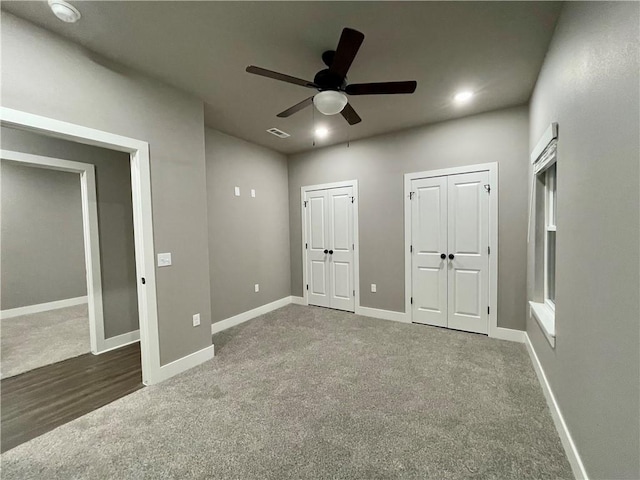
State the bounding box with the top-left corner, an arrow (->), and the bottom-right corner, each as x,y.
266,128 -> 290,139
48,0 -> 81,23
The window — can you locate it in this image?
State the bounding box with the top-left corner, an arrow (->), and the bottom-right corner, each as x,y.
529,127 -> 557,348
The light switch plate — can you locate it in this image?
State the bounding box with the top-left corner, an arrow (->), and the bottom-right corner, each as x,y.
251,189 -> 256,198
192,313 -> 200,327
234,186 -> 240,197
371,284 -> 377,293
157,253 -> 172,267
254,284 -> 259,292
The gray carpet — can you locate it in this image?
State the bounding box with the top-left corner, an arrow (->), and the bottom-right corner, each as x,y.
1,304 -> 572,479
1,304 -> 90,378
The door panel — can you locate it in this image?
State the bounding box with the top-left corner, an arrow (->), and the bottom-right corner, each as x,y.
305,185 -> 355,312
306,190 -> 331,308
447,172 -> 489,334
411,177 -> 448,327
328,186 -> 355,311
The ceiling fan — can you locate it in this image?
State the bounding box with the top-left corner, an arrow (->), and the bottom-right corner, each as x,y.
246,27 -> 417,125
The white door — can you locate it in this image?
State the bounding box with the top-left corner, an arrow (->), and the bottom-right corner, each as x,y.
411,176 -> 448,327
410,171 -> 490,334
305,186 -> 355,312
447,172 -> 489,334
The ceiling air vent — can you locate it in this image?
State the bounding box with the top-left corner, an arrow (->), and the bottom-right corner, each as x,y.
266,127 -> 290,139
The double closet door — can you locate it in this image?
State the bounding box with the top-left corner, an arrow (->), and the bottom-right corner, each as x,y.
305,186 -> 355,312
411,171 -> 490,334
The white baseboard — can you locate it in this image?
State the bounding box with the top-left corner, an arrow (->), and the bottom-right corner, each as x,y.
291,296 -> 306,305
94,329 -> 140,354
490,326 -> 525,343
211,296 -> 293,335
355,306 -> 409,323
150,344 -> 215,385
1,296 -> 88,319
525,333 -> 588,480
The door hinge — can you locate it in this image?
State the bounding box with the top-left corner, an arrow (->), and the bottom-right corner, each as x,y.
409,191 -> 416,200
141,277 -> 146,285
487,306 -> 490,315
303,200 -> 308,207
351,196 -> 355,204
488,246 -> 490,255
410,245 -> 413,253
352,243 -> 354,250
411,297 -> 413,305
305,243 -> 308,250
306,284 -> 309,291
484,184 -> 491,194
353,290 -> 355,296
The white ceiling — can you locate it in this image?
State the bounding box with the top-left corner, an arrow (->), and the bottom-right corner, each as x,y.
1,1 -> 562,154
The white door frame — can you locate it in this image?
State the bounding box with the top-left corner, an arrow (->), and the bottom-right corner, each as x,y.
404,162 -> 499,337
0,107 -> 160,385
301,180 -> 360,310
0,149 -> 111,355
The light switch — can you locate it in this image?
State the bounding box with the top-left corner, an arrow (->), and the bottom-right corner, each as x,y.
251,189 -> 256,198
255,284 -> 260,292
371,284 -> 377,293
192,313 -> 200,327
157,253 -> 172,267
234,186 -> 240,196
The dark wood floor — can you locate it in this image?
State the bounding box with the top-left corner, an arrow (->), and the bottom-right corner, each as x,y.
1,342 -> 143,453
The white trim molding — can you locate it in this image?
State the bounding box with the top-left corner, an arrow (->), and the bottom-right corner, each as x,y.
404,162 -> 500,338
525,333 -> 589,479
290,296 -> 306,305
100,330 -> 141,353
355,306 -> 409,324
211,296 -> 292,335
1,296 -> 88,319
530,122 -> 559,164
154,345 -> 215,384
1,107 -> 161,385
491,327 -> 525,343
300,179 -> 360,312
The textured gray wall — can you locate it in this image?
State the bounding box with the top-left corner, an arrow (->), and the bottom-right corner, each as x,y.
1,13 -> 211,364
1,162 -> 86,308
527,2 -> 639,478
289,106 -> 529,330
1,127 -> 139,339
205,129 -> 291,323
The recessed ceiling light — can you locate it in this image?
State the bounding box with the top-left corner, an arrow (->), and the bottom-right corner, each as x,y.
48,0 -> 81,23
315,127 -> 329,139
454,90 -> 474,103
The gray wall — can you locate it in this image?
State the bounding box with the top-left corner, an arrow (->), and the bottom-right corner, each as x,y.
1,13 -> 212,364
205,129 -> 291,323
289,106 -> 529,330
527,2 -> 639,478
1,127 -> 139,339
1,161 -> 86,308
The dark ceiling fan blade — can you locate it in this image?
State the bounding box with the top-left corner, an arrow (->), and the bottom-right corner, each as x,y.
277,96 -> 314,118
246,66 -> 316,88
341,102 -> 362,125
345,81 -> 417,95
329,28 -> 365,78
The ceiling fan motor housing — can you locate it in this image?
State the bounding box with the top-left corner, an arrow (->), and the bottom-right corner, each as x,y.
313,68 -> 346,91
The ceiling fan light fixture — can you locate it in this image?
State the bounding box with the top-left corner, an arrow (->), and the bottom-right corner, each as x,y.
48,0 -> 81,23
313,91 -> 348,116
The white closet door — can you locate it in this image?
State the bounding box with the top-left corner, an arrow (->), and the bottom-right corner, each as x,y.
306,189 -> 331,308
447,171 -> 489,334
411,176 -> 448,327
327,186 -> 355,312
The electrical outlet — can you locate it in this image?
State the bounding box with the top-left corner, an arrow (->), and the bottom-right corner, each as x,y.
192,313 -> 200,327
255,284 -> 259,293
371,284 -> 377,293
234,186 -> 240,197
251,189 -> 256,198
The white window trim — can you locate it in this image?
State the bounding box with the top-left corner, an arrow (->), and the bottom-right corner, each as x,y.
530,123 -> 558,347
